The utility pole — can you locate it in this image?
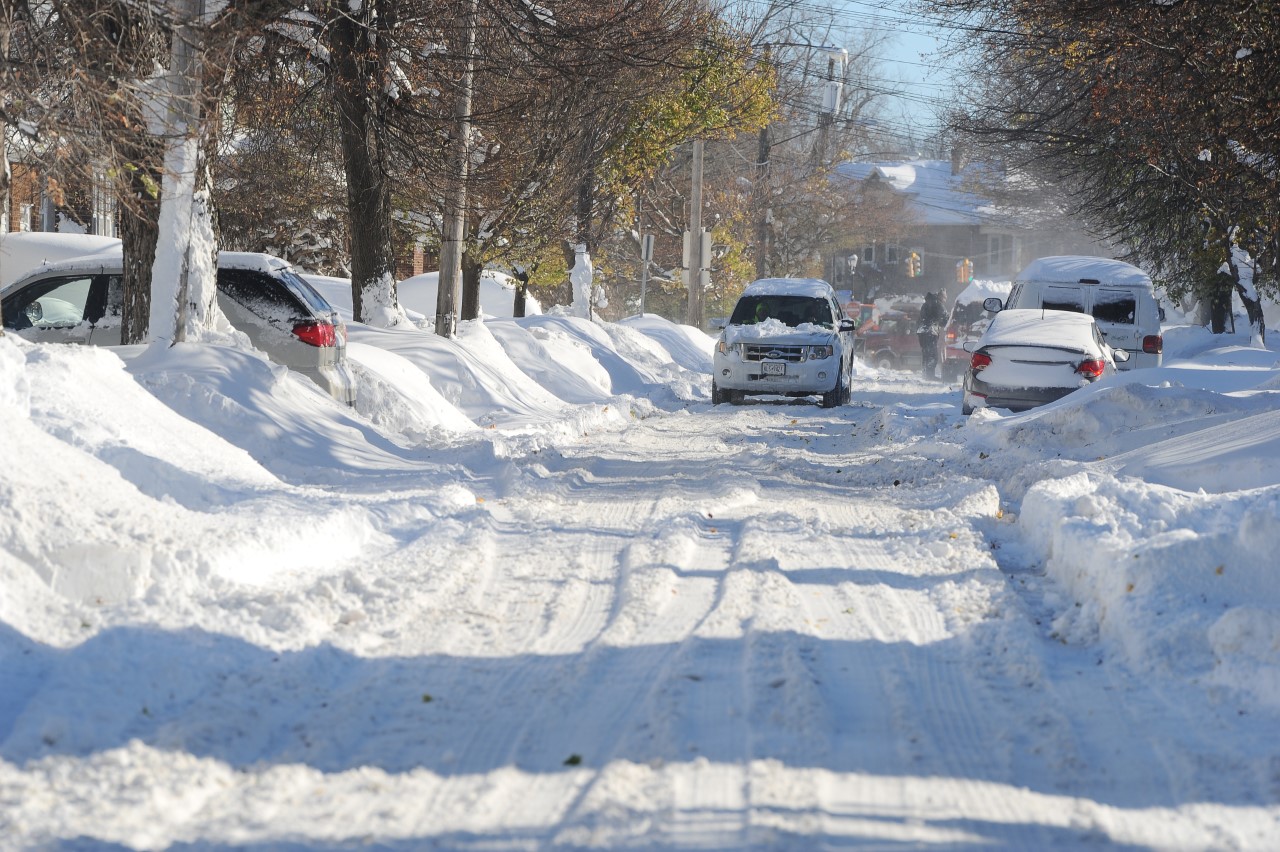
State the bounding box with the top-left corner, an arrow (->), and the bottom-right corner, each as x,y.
436,0 -> 477,338
685,139 -> 705,328
814,46 -> 847,168
754,122 -> 771,280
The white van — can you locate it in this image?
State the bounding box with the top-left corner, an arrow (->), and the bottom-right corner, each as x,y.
986,256 -> 1163,369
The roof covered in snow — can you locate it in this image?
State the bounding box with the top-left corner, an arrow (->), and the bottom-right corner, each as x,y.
833,159 -> 1009,228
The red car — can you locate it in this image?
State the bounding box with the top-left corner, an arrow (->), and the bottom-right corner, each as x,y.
857,307 -> 923,371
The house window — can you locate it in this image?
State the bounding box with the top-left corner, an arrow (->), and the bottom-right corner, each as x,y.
987,234 -> 1013,273
884,245 -> 900,264
19,204 -> 32,231
860,245 -> 876,264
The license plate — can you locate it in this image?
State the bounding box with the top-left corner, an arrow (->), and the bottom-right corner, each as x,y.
762,362 -> 786,375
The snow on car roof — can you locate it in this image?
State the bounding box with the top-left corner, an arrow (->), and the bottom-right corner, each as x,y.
981,308 -> 1100,350
1,247 -> 294,296
218,251 -> 292,274
1016,256 -> 1152,287
0,233 -> 123,288
954,278 -> 1011,304
739,277 -> 834,298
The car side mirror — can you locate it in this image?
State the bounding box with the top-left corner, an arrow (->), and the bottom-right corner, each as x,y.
709,317 -> 727,330
1158,306 -> 1166,322
839,318 -> 856,332
1112,348 -> 1131,362
961,340 -> 978,353
25,301 -> 43,323
982,297 -> 1003,313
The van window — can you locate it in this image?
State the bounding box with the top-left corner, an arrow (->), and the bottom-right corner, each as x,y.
1042,285 -> 1086,313
1093,288 -> 1136,324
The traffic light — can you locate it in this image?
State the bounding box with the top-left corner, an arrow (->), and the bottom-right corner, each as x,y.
956,257 -> 973,284
906,251 -> 921,278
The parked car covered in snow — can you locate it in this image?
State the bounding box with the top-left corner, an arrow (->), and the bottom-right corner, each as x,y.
940,280 -> 1012,382
960,308 -> 1129,415
712,277 -> 856,407
1,247 -> 357,405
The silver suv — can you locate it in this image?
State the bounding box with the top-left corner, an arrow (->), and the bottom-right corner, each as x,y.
712,277 -> 856,407
1,250 -> 357,405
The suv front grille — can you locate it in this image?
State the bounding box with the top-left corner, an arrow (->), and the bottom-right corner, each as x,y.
743,344 -> 806,363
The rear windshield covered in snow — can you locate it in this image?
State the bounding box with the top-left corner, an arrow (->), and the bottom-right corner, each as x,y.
1093,288 -> 1136,324
730,295 -> 834,328
217,268 -> 309,322
216,267 -> 336,321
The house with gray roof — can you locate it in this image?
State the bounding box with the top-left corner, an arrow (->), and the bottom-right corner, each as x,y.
830,156 -> 1106,302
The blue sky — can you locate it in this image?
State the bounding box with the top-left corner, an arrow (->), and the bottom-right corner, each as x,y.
831,0 -> 961,136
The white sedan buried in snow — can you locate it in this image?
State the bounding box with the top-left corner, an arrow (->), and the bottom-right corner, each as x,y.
961,308 -> 1129,415
712,277 -> 857,407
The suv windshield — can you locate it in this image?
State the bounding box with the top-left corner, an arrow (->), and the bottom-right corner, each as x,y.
731,295 -> 833,328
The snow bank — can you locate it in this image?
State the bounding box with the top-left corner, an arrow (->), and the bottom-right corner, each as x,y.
1020,472 -> 1280,708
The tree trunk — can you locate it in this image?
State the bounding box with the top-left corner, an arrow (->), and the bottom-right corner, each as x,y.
331,7 -> 396,326
117,106 -> 164,344
512,268 -> 529,318
120,190 -> 160,344
460,250 -> 482,321
1209,278 -> 1232,333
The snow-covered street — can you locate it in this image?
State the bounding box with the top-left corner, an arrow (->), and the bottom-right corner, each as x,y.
3,310 -> 1280,849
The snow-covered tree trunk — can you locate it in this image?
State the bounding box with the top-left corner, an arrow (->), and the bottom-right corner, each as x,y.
149,0 -> 221,344
569,243 -> 593,319
1227,243 -> 1266,346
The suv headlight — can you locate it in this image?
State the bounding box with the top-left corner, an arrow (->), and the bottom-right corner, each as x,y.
807,345 -> 833,360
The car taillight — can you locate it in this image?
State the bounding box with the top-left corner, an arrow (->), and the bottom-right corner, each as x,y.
969,352 -> 992,372
1142,334 -> 1162,354
946,329 -> 957,342
292,321 -> 337,347
1076,358 -> 1106,378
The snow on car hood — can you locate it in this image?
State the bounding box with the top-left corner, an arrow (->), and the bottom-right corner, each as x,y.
724,318 -> 835,343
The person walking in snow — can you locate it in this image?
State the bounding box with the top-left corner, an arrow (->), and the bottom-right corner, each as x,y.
917,290 -> 946,380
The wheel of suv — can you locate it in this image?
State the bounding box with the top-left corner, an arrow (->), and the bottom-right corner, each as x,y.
874,352 -> 896,370
712,381 -> 726,405
820,371 -> 846,408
